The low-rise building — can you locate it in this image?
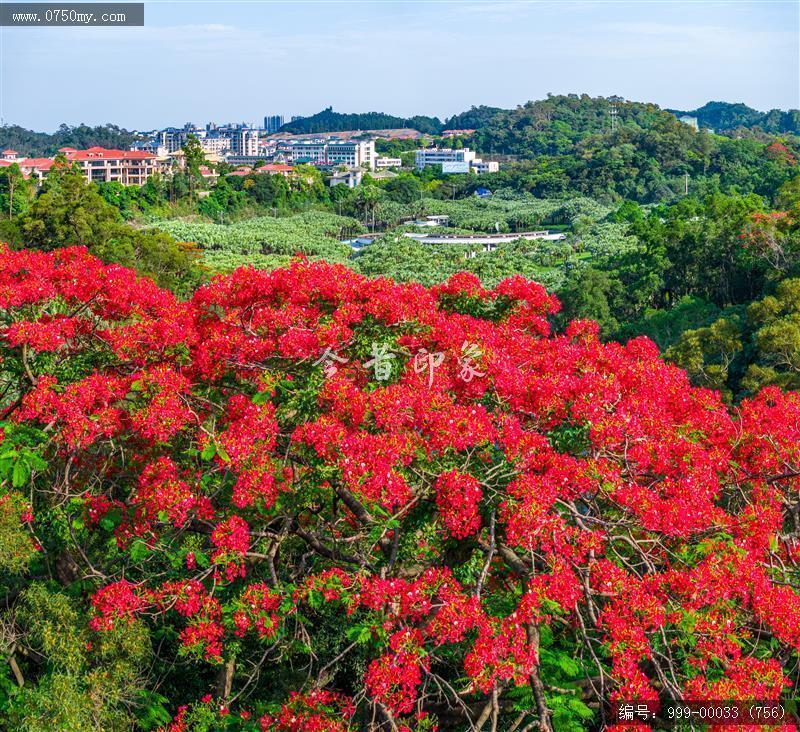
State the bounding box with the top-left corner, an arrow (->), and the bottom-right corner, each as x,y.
227,163 -> 295,178
286,139 -> 375,170
471,160 -> 499,174
415,147 -> 498,174
16,158 -> 54,183
375,156 -> 402,169
330,169 -> 363,188
415,147 -> 477,169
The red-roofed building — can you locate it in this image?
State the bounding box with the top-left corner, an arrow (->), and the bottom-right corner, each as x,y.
259,163 -> 294,177
17,158 -> 55,184
2,149 -> 20,162
59,146 -> 161,185
226,164 -> 294,179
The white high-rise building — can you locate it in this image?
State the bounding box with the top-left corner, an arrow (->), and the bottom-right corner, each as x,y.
232,128 -> 260,157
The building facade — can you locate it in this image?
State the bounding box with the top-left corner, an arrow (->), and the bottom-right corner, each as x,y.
286,140 -> 376,170
471,160 -> 499,174
375,156 -> 402,169
60,147 -> 161,185
230,128 -> 260,157
416,148 -> 498,174
415,147 -> 477,169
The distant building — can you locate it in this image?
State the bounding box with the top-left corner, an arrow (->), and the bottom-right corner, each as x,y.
286,140 -> 375,170
198,135 -> 231,155
290,115 -> 304,122
60,147 -> 161,185
375,156 -> 402,169
158,127 -> 192,153
198,165 -> 219,183
678,115 -> 699,131
441,161 -> 470,174
11,147 -> 160,186
471,160 -> 499,174
16,158 -> 54,183
415,147 -> 497,174
330,169 -> 363,188
264,115 -> 285,133
227,163 -> 295,178
415,148 -> 477,169
231,128 -> 260,157
2,149 -> 20,162
441,129 -> 476,138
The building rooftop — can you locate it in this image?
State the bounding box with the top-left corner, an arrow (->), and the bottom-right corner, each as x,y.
62,146 -> 156,161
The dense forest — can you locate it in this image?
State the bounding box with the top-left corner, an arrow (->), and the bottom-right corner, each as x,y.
0,123 -> 142,157
278,108 -> 444,135
667,100 -> 800,134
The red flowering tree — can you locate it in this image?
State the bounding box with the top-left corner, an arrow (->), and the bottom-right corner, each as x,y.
0,246 -> 799,731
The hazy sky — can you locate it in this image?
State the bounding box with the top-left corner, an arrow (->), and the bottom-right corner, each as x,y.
1,0 -> 798,131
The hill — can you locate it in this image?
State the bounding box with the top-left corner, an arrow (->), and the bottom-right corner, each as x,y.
0,123 -> 141,156
280,107 -> 444,135
471,94 -> 679,155
667,101 -> 800,134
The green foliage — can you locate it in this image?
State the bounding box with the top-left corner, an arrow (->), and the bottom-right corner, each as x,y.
0,123 -> 140,157
280,107 -> 443,135
2,583 -> 153,731
151,210 -> 363,272
665,278 -> 800,397
0,165 -> 34,219
17,161 -> 201,292
668,101 -> 800,135
471,95 -> 799,202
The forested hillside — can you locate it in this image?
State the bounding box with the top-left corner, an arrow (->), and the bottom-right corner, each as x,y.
467,95 -> 798,202
279,108 -> 443,135
0,123 -> 142,157
667,100 -> 800,134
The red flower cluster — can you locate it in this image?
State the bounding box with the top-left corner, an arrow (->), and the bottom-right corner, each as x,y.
434,469 -> 483,538
3,246 -> 800,729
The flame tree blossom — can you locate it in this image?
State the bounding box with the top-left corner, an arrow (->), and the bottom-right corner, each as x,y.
1,246 -> 799,730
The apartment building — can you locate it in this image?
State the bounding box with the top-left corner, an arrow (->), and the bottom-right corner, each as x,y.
61,147 -> 161,185
198,135 -> 231,155
231,128 -> 260,157
264,115 -> 285,133
15,158 -> 54,184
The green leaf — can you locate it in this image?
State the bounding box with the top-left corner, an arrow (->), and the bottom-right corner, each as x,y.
130,539 -> 150,562
11,459 -> 29,488
200,442 -> 216,461
252,390 -> 271,405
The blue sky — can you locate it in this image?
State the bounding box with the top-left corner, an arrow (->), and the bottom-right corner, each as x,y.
1,0 -> 797,131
